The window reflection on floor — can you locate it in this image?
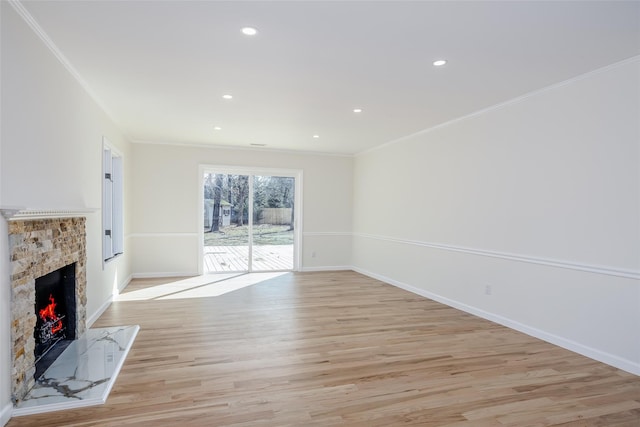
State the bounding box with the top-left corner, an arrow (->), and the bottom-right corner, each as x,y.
117,272 -> 289,301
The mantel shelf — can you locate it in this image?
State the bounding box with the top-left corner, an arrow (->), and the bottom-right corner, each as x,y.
0,207 -> 98,221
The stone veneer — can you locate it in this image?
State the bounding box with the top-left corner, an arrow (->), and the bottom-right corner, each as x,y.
8,217 -> 87,403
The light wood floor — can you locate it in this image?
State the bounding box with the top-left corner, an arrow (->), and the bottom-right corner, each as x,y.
9,271 -> 640,426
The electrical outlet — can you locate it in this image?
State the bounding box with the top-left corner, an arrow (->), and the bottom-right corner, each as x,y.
485,285 -> 492,295
311,251 -> 316,258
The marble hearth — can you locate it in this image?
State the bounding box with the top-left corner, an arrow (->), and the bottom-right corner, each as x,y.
13,325 -> 139,416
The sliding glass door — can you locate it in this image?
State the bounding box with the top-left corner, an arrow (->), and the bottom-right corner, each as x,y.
201,168 -> 299,273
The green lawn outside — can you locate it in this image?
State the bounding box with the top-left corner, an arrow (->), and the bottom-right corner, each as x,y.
204,224 -> 293,246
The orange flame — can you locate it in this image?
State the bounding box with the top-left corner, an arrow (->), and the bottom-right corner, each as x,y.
39,294 -> 57,320
39,294 -> 63,334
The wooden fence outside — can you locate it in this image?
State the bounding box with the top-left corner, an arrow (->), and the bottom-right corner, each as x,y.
258,208 -> 292,225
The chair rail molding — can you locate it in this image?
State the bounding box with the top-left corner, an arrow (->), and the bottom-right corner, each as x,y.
353,232 -> 640,280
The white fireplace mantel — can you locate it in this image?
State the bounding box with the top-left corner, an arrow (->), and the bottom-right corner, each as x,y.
0,207 -> 98,221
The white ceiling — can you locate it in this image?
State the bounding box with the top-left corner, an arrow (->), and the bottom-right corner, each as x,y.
17,1 -> 640,155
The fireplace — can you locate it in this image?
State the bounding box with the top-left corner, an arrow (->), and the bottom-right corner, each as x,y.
33,263 -> 77,379
7,216 -> 87,403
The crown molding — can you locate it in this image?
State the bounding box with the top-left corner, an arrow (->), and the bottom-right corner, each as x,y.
357,55 -> 640,157
130,138 -> 354,158
7,0 -> 126,136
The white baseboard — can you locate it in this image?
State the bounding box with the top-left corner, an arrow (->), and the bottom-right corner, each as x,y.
87,296 -> 113,328
119,274 -> 133,292
131,272 -> 199,279
301,265 -> 352,272
0,402 -> 12,427
87,275 -> 132,328
133,269 -> 353,276
352,266 -> 640,377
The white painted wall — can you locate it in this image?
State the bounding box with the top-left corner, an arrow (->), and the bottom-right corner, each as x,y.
353,58 -> 640,375
130,143 -> 353,275
0,4 -> 132,423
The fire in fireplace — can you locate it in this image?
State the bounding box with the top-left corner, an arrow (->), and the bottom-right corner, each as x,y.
34,263 -> 77,379
38,295 -> 65,338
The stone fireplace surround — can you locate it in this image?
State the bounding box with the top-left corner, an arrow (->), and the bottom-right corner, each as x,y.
7,216 -> 87,403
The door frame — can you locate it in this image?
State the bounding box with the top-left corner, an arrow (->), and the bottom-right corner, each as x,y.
198,164 -> 303,274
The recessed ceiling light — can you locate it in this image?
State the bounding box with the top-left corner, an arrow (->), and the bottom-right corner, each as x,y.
242,27 -> 258,36
433,59 -> 447,67
214,126 -> 222,131
313,135 -> 320,139
353,108 -> 363,113
222,94 -> 233,100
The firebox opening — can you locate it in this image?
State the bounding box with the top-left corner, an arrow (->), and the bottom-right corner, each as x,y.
34,263 -> 77,379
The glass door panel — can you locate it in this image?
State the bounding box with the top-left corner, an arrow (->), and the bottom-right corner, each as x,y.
251,175 -> 294,271
203,173 -> 250,272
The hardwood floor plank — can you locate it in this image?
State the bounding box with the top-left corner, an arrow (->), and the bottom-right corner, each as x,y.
7,271 -> 640,426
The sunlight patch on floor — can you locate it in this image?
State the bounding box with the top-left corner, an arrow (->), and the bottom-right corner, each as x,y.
117,272 -> 288,301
